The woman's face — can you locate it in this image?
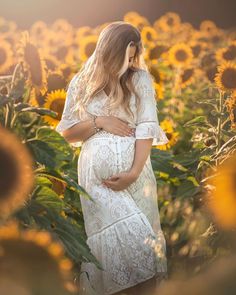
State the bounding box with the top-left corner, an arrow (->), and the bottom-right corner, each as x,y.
128,46 -> 136,68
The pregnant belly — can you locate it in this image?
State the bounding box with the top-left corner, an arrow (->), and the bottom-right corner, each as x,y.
79,131 -> 136,182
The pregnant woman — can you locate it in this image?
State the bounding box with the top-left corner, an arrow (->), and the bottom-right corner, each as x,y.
56,21 -> 169,295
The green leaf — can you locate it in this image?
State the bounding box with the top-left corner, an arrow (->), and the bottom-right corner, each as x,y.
19,107 -> 58,118
27,139 -> 57,168
35,186 -> 64,210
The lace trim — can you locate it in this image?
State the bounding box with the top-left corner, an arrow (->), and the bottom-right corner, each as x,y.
135,121 -> 169,146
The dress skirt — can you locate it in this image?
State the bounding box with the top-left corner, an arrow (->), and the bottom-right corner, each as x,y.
78,130 -> 167,295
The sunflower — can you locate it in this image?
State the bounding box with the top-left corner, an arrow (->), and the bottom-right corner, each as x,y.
146,43 -> 169,63
201,52 -> 217,69
215,61 -> 236,92
189,41 -> 206,59
0,220 -> 76,293
16,30 -> 48,95
0,126 -> 34,219
30,20 -> 48,44
42,52 -> 60,71
168,43 -> 193,67
78,34 -> 98,62
205,153 -> 236,229
51,18 -> 73,40
180,68 -> 195,88
154,82 -> 164,100
153,119 -> 179,151
154,12 -> 181,33
216,42 -> 236,63
200,20 -> 217,34
58,63 -> 74,81
0,37 -> 14,74
123,11 -> 143,24
141,26 -> 158,47
43,89 -> 67,127
75,26 -> 92,44
205,66 -> 218,83
47,70 -> 67,92
225,91 -> 236,128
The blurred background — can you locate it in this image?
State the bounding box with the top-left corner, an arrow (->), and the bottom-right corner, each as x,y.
0,0 -> 236,29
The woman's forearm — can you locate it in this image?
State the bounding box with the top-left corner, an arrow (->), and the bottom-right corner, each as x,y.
129,138 -> 153,179
62,116 -> 104,143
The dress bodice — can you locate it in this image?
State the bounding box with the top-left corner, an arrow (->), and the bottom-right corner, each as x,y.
81,89 -> 138,129
56,69 -> 169,148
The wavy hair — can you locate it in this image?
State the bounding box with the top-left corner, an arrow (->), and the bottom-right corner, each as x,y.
72,21 -> 149,119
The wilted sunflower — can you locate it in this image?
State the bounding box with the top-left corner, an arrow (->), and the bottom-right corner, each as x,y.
16,30 -> 48,95
205,153 -> 236,229
141,26 -> 158,47
0,220 -> 76,294
153,119 -> 179,151
0,126 -> 34,219
216,42 -> 236,63
43,89 -> 67,127
215,61 -> 236,92
168,43 -> 193,67
0,37 -> 14,74
225,91 -> 236,128
78,35 -> 98,62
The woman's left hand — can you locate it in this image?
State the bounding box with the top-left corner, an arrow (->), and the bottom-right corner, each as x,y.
102,171 -> 138,191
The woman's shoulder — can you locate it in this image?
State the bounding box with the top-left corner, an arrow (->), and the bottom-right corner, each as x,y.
131,68 -> 152,84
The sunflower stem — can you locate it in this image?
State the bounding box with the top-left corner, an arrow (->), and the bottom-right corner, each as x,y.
216,90 -> 224,165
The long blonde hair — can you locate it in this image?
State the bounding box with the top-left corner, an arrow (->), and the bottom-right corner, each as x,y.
72,21 -> 149,119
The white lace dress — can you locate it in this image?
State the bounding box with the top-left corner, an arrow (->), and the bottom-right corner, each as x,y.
56,69 -> 169,295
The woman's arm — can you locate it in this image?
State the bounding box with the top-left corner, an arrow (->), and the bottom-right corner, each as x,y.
62,116 -> 104,144
129,138 -> 153,179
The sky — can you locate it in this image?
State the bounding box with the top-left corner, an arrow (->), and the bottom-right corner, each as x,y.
0,0 -> 236,30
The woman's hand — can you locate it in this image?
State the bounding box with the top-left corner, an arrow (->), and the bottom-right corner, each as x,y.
102,171 -> 138,191
96,116 -> 135,137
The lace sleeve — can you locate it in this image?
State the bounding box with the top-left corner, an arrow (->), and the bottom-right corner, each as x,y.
133,70 -> 169,146
55,74 -> 83,148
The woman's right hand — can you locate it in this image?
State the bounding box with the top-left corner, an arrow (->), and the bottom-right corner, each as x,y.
96,116 -> 135,137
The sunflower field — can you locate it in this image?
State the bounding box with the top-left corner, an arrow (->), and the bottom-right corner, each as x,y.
0,11 -> 236,295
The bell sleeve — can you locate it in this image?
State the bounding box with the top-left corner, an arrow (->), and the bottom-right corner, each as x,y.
55,74 -> 83,148
134,70 -> 169,146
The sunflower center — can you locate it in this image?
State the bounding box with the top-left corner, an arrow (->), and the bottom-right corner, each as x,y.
175,49 -> 188,62
146,32 -> 153,41
223,45 -> 236,61
0,146 -> 19,200
150,45 -> 168,60
192,45 -> 201,57
50,98 -> 66,120
167,18 -> 174,26
0,48 -> 7,66
55,46 -> 68,60
221,68 -> 236,90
